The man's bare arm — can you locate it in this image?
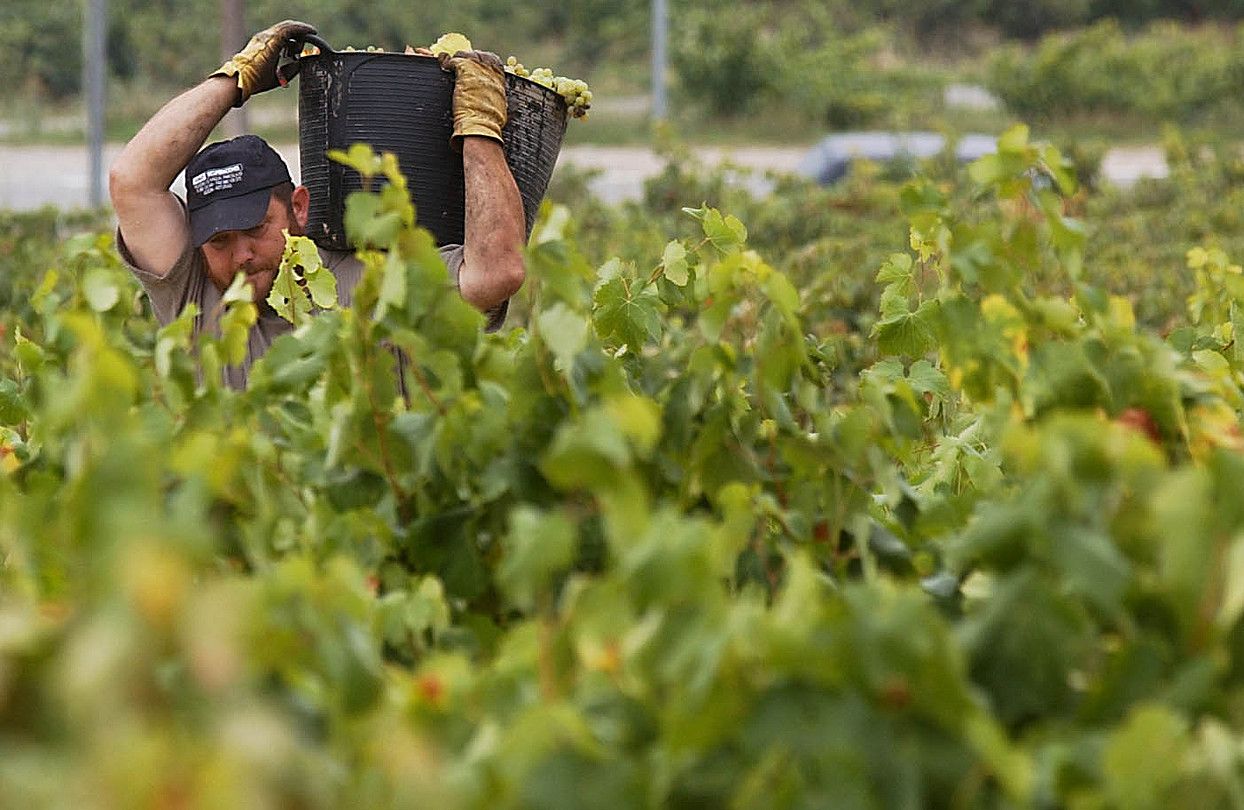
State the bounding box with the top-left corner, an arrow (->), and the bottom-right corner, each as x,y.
431,49 -> 526,315
108,77 -> 237,278
108,20 -> 315,278
458,137 -> 526,312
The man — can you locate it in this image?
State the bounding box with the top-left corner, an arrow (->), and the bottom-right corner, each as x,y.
109,20 -> 526,389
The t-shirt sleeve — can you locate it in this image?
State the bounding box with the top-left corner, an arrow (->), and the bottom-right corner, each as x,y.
438,243 -> 509,332
116,227 -> 204,326
315,244 -> 510,332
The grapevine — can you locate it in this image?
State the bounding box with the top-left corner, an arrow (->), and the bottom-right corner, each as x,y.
10,132 -> 1244,807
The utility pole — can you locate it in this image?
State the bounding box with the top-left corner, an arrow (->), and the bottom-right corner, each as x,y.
651,0 -> 668,122
220,0 -> 248,136
83,0 -> 107,208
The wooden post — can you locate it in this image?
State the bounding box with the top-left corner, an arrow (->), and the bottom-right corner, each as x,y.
220,0 -> 248,137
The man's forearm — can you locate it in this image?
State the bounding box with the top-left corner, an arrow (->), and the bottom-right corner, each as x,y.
459,136 -> 526,311
111,77 -> 238,193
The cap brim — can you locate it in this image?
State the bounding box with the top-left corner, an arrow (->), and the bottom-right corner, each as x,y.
189,187 -> 272,248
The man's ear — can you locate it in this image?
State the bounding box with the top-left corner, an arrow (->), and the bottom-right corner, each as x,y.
291,184 -> 310,230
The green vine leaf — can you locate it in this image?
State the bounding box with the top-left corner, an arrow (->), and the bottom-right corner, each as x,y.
662,240 -> 690,286
592,275 -> 661,350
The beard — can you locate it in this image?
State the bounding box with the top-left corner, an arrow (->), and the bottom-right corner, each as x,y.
248,216 -> 306,315
248,267 -> 279,312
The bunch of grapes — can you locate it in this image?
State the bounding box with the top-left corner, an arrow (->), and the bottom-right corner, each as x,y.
505,57 -> 592,119
330,34 -> 594,121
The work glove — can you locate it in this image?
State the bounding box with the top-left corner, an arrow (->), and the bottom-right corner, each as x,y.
212,19 -> 317,107
437,50 -> 508,148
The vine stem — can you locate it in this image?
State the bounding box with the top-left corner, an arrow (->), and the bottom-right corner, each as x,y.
1191,529 -> 1232,652
640,237 -> 709,293
355,328 -> 410,522
537,593 -> 560,700
404,350 -> 447,416
644,263 -> 665,288
527,290 -> 573,404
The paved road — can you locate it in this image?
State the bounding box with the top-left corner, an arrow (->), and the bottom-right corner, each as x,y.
0,142 -> 1170,212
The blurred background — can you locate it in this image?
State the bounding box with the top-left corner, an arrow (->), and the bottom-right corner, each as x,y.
7,0 -> 1244,208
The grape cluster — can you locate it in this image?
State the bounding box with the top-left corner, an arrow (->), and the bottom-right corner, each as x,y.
428,32 -> 472,57
330,33 -> 594,121
505,57 -> 592,119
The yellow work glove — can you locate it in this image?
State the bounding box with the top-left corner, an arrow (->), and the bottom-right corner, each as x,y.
211,19 -> 317,107
437,50 -> 508,148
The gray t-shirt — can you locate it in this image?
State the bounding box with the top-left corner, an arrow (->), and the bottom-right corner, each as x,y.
119,230 -> 504,389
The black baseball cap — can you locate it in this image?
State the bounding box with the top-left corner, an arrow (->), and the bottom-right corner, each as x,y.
185,135 -> 292,247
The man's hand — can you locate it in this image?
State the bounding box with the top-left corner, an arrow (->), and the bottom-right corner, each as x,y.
438,50 -> 508,146
212,20 -> 316,107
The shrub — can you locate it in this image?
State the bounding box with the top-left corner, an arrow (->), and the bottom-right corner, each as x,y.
987,20 -> 1244,120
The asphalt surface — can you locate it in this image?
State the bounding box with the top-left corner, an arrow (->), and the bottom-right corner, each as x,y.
0,142 -> 1170,213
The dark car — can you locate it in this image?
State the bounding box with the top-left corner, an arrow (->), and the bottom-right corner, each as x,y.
798,131 -> 997,185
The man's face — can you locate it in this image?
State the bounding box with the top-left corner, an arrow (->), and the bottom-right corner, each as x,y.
200,185 -> 309,304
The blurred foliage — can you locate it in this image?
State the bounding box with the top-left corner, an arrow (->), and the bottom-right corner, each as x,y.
10,0 -> 1244,134
668,1 -> 942,128
1,2 -> 87,98
980,0 -> 1095,39
1,0 -> 645,102
988,20 -> 1244,121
